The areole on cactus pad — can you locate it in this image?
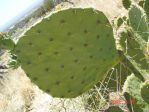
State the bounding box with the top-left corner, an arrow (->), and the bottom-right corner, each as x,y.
13,8 -> 119,98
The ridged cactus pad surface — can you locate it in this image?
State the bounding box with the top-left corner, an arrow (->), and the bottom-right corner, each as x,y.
13,8 -> 118,98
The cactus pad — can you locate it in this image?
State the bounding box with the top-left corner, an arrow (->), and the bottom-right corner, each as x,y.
118,28 -> 149,72
141,81 -> 149,104
13,8 -> 118,98
123,74 -> 149,112
128,4 -> 149,41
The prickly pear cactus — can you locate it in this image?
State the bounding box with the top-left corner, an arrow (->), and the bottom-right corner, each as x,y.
127,3 -> 149,64
141,81 -> 149,104
123,74 -> 149,112
13,8 -> 119,98
105,106 -> 124,112
118,3 -> 149,80
118,27 -> 149,71
128,4 -> 149,41
116,3 -> 149,79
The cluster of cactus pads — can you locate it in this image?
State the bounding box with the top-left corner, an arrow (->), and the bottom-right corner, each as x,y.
0,0 -> 149,111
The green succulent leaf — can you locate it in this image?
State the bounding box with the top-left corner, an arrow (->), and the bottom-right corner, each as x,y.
128,4 -> 149,41
14,8 -> 119,98
123,74 -> 149,112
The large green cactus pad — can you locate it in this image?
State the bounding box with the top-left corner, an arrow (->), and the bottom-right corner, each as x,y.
13,8 -> 118,98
